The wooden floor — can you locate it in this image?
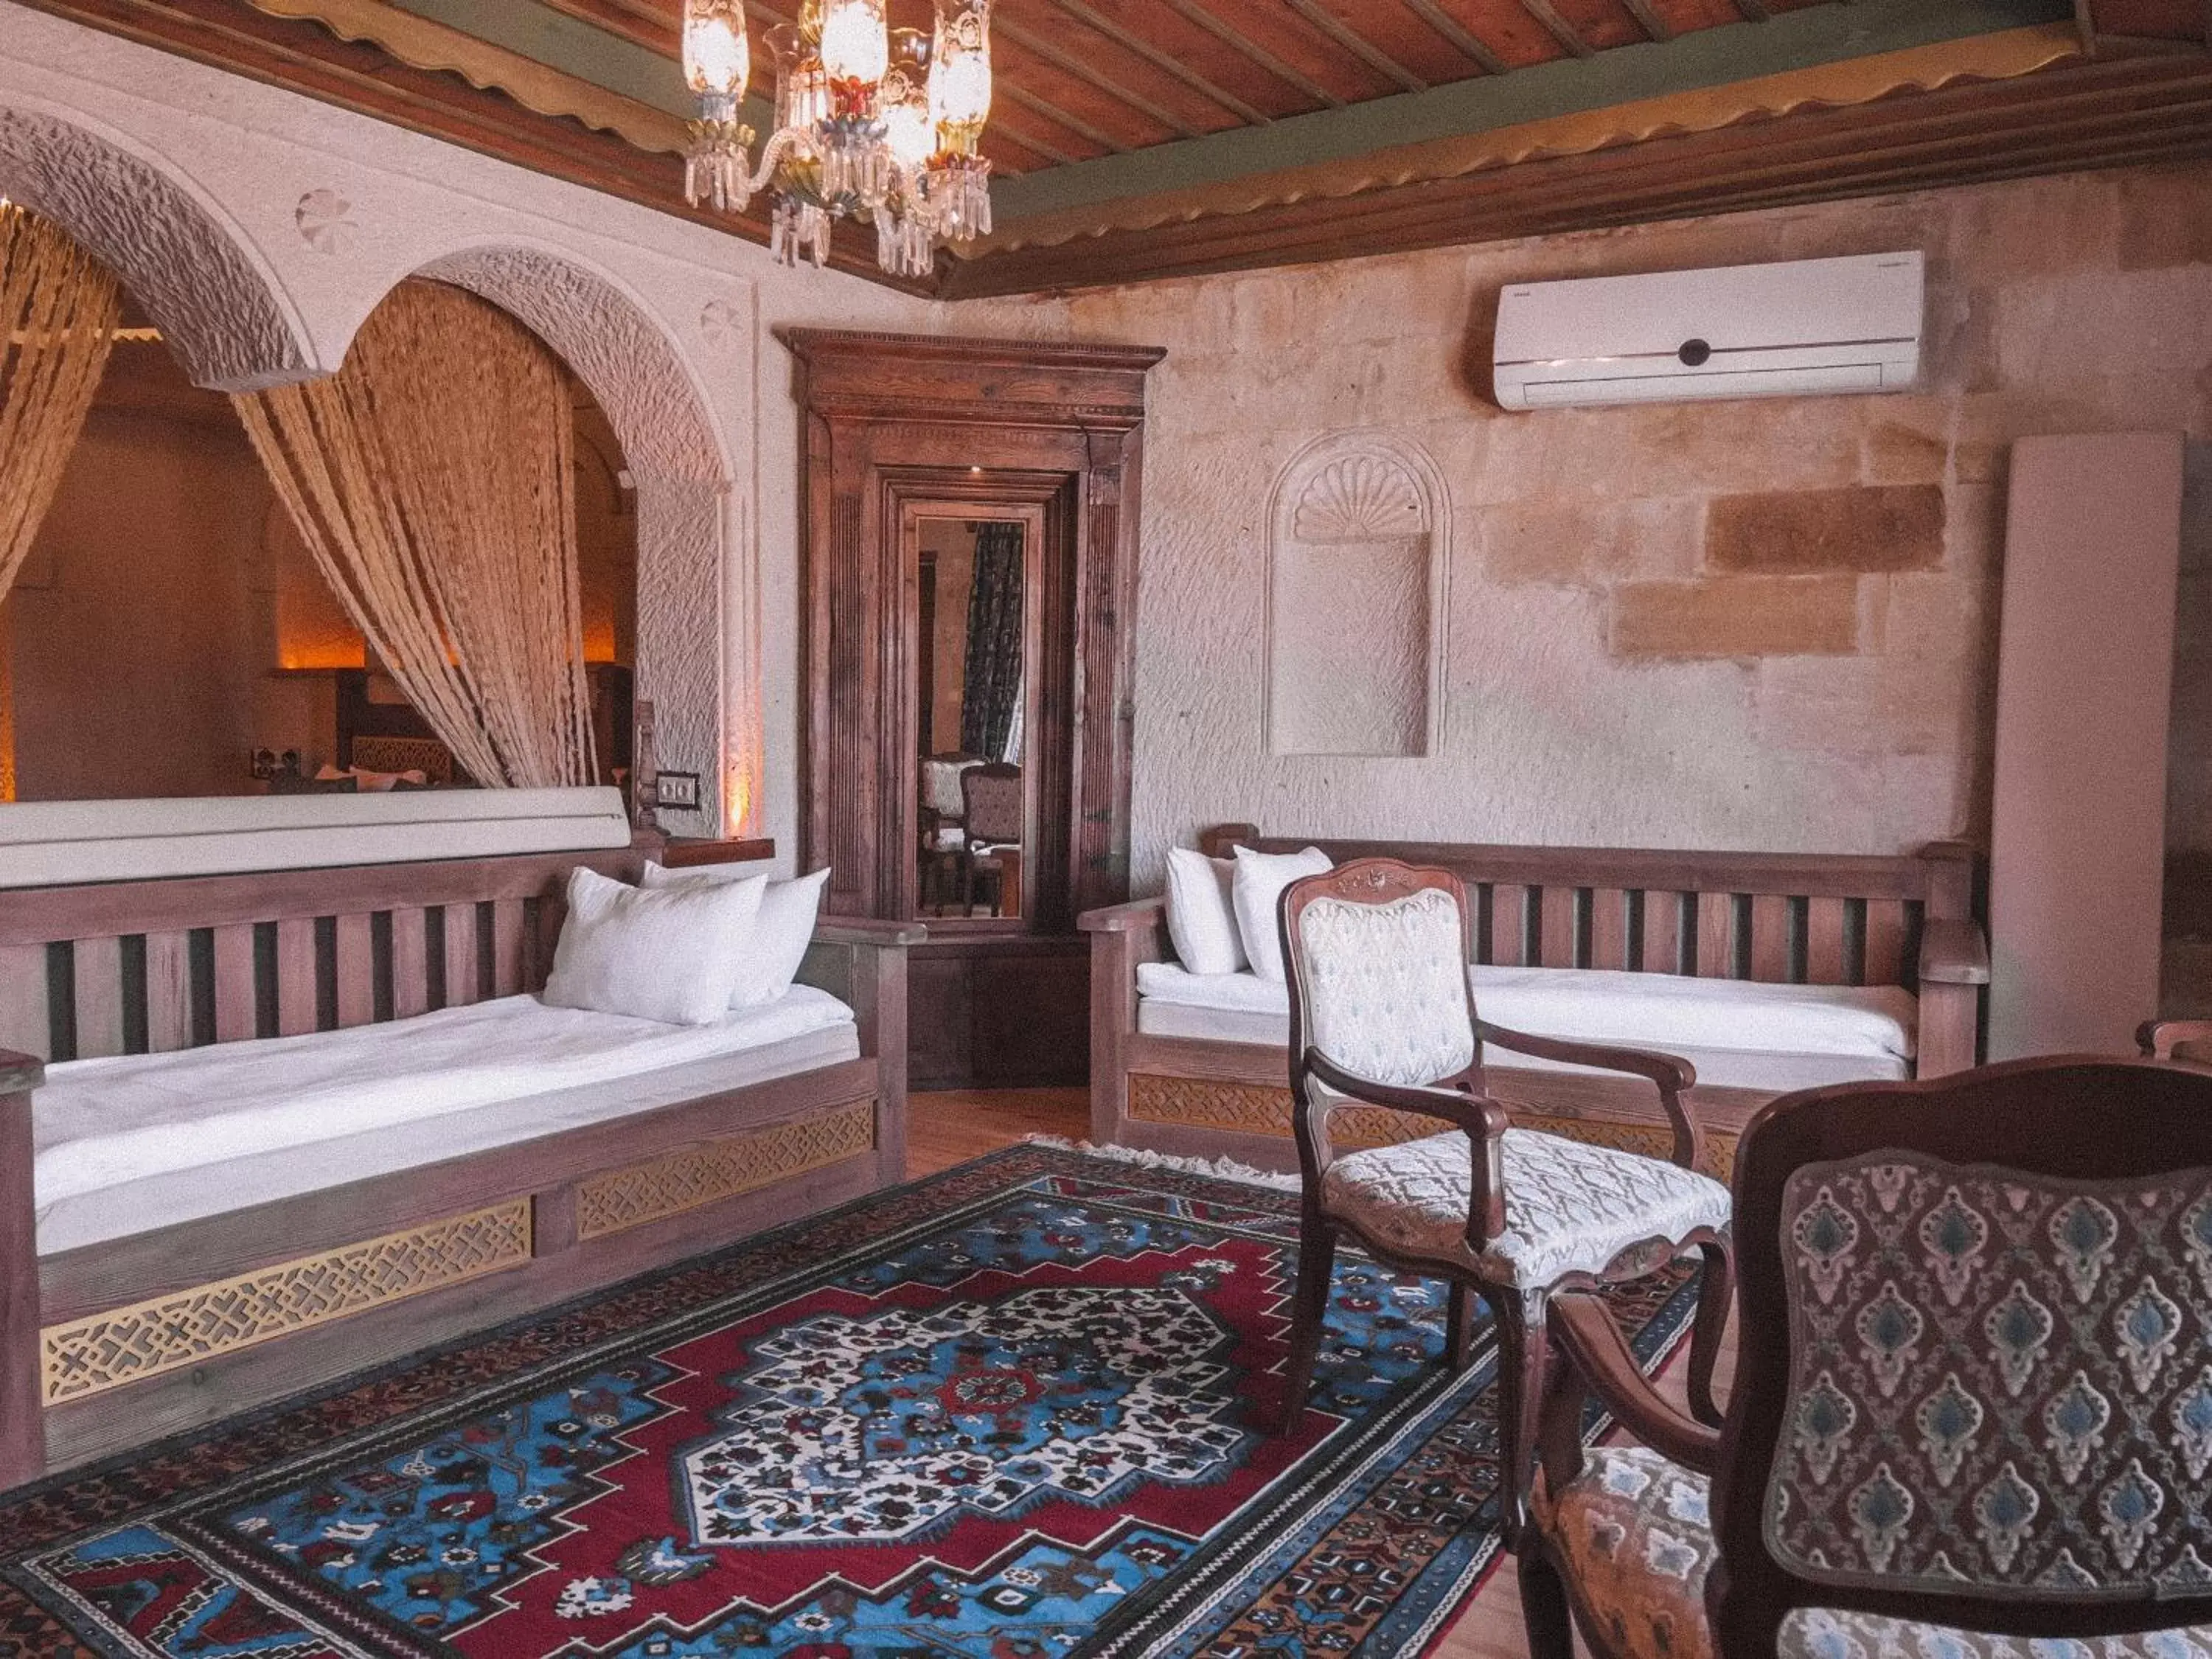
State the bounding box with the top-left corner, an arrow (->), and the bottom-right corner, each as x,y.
905,1087 -> 1736,1659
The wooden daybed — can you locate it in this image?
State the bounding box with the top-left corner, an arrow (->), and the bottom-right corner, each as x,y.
1082,824 -> 1987,1180
0,837 -> 917,1491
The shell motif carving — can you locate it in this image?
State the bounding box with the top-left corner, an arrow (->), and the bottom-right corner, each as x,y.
1292,454 -> 1427,541
294,188 -> 358,255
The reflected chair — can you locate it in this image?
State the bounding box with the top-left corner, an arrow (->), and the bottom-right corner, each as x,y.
1275,859 -> 1733,1543
918,751 -> 978,914
959,762 -> 1023,917
1519,1056 -> 2212,1659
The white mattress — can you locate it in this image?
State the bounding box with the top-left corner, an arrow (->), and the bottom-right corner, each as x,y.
35,987 -> 860,1254
1134,961 -> 1916,1093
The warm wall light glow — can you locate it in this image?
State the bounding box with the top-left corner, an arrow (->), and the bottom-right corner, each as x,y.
682,0 -> 751,98
724,762 -> 752,836
818,0 -> 888,86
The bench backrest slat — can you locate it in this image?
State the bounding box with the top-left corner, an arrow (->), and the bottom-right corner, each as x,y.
0,846 -> 641,1062
1199,824 -> 1975,992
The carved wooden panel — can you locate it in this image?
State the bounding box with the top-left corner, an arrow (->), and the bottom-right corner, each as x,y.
574,1099 -> 876,1239
41,1200 -> 532,1404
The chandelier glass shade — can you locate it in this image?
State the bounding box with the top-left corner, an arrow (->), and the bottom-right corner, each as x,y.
681,0 -> 994,278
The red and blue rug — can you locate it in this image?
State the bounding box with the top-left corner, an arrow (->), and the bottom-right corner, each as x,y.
0,1145 -> 1697,1658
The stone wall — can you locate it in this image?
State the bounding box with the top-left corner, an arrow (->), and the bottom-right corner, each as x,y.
950,162 -> 2212,886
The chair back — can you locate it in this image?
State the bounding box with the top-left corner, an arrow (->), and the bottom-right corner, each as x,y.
961,762 -> 1024,845
1281,860 -> 1481,1097
1716,1057 -> 2212,1655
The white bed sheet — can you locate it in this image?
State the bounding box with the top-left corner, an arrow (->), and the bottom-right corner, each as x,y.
1133,960 -> 1916,1091
1132,1000 -> 1907,1091
36,987 -> 859,1254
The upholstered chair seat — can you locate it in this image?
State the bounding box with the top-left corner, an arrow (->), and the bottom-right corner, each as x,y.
1322,1128 -> 1731,1288
1539,1445 -> 2212,1659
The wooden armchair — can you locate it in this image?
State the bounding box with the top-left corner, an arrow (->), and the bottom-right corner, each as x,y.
1275,860 -> 1733,1543
1520,1056 -> 2212,1659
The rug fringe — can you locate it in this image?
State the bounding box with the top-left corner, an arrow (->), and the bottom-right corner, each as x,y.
1023,1135 -> 1301,1192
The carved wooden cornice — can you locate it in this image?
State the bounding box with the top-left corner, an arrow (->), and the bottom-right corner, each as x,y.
965,25 -> 2089,260
241,0 -> 685,152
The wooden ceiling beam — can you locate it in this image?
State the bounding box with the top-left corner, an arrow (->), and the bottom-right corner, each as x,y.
1050,0 -> 1273,125
1156,0 -> 1346,108
944,57 -> 2212,293
1618,0 -> 1674,44
1394,0 -> 1509,75
1280,0 -> 1427,92
990,13 -> 1204,140
1515,0 -> 1595,58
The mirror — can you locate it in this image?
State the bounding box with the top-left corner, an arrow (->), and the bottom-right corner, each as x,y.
913,510 -> 1032,922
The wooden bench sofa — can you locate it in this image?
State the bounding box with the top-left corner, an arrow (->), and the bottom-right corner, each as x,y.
0,836 -> 916,1490
1082,824 -> 1987,1180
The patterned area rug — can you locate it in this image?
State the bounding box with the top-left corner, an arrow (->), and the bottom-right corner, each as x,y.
0,1146 -> 1697,1658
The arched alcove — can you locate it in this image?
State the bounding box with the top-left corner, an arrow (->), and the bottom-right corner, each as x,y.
0,108 -> 747,835
414,245 -> 739,835
1265,431 -> 1449,758
0,106 -> 313,390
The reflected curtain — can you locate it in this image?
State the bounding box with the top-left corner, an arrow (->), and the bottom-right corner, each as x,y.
0,205 -> 119,604
232,279 -> 594,789
960,521 -> 1024,762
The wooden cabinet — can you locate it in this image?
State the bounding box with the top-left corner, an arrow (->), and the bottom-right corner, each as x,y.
782,329 -> 1162,1088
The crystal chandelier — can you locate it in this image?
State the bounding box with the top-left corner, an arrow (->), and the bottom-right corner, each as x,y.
681,0 -> 994,278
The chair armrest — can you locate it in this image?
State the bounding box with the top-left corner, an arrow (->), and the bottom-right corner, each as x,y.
1077,897 -> 1166,935
1919,918 -> 1990,986
1306,1051 -> 1510,1244
1477,1021 -> 1703,1170
2140,1018 -> 2212,1060
1550,1292 -> 1721,1477
1307,1050 -> 1509,1138
1478,1021 -> 1694,1092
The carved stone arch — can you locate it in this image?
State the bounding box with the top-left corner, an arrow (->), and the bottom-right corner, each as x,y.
0,106 -> 315,391
1265,430 -> 1450,758
408,243 -> 740,833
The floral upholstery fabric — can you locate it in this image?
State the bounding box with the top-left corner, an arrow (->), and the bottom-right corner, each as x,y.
1295,888 -> 1475,1086
1769,1155 -> 2212,1597
1540,1447 -> 2212,1659
1544,1445 -> 1719,1659
1320,1128 -> 1731,1287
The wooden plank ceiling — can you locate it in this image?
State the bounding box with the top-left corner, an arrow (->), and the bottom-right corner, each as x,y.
13,0 -> 2212,295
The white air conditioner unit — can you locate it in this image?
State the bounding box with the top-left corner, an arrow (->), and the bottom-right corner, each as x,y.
1492,251 -> 1923,411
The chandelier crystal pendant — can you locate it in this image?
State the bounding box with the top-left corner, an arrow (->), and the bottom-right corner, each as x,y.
680,0 -> 995,278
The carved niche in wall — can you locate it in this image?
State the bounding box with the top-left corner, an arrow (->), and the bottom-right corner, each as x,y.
1265,431 -> 1449,758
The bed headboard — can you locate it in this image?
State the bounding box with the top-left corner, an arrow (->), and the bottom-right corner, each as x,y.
1197,823 -> 1979,992
0,842 -> 649,1064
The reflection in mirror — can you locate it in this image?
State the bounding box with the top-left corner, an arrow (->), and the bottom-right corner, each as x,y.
916,515 -> 1027,921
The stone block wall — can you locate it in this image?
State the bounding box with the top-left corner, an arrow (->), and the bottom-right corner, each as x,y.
948,161 -> 2212,883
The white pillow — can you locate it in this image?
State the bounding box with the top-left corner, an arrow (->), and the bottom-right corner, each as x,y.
541,865 -> 765,1025
1231,844 -> 1332,983
640,861 -> 829,1008
1164,846 -> 1245,975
